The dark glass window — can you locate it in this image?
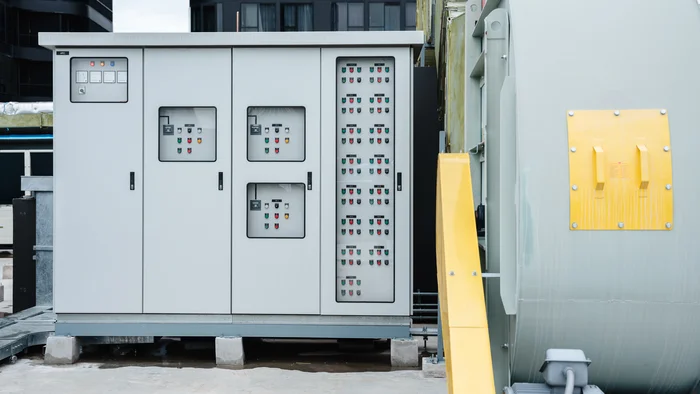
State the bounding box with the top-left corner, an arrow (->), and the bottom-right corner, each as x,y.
282,4 -> 313,31
241,3 -> 277,32
332,3 -> 364,31
369,3 -> 400,31
406,2 -> 416,30
192,5 -> 218,32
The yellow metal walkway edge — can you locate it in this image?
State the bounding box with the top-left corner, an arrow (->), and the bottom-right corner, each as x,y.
436,153 -> 496,394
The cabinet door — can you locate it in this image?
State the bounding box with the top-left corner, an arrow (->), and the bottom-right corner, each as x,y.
54,49 -> 144,313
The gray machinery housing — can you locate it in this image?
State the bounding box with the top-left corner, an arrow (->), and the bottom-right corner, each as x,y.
39,32 -> 422,338
468,0 -> 700,392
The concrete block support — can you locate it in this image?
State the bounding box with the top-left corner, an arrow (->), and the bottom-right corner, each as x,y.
422,357 -> 447,378
215,336 -> 245,369
45,336 -> 79,364
390,338 -> 419,367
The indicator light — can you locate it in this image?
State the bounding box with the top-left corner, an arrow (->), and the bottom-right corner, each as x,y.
265,223 -> 269,229
349,188 -> 354,194
378,108 -> 382,114
386,127 -> 390,134
275,148 -> 279,154
110,61 -> 115,66
370,67 -> 374,72
350,128 -> 354,134
370,108 -> 374,114
349,249 -> 354,255
342,169 -> 346,174
349,280 -> 354,286
187,148 -> 192,154
377,138 -> 382,144
265,148 -> 270,154
377,189 -> 382,195
385,250 -> 389,256
350,98 -> 354,104
187,138 -> 192,144
370,229 -> 374,235
349,169 -> 354,174
342,77 -> 346,83
370,98 -> 374,103
350,199 -> 354,205
370,260 -> 374,265
342,128 -> 347,134
342,67 -> 347,73
342,249 -> 346,255
350,77 -> 354,83
341,290 -> 346,295
385,188 -> 390,194
349,219 -> 354,225
197,138 -> 202,144
370,250 -> 374,256
100,61 -> 105,67
378,261 -> 382,266
386,77 -> 390,83
342,188 -> 346,195
274,213 -> 279,219
265,138 -> 269,143
358,67 -> 362,72
342,199 -> 346,205
370,219 -> 374,224
357,98 -> 361,103
342,98 -> 346,103
285,138 -> 290,144
197,128 -> 202,133
177,148 -> 182,154
384,158 -> 389,164
342,229 -> 346,235
385,219 -> 389,225
342,159 -> 346,165
350,67 -> 354,73
370,169 -> 374,174
274,223 -> 279,229
370,199 -> 374,205
265,213 -> 269,219
357,77 -> 362,83
386,98 -> 390,103
377,229 -> 381,236
370,77 -> 374,83
378,67 -> 382,73
370,158 -> 374,164
349,158 -> 354,164
285,203 -> 289,209
349,229 -> 354,235
357,249 -> 361,255
378,128 -> 382,134
378,199 -> 382,205
177,138 -> 182,144
90,61 -> 95,66
342,219 -> 346,225
378,77 -> 383,83
341,280 -> 346,285
357,188 -> 361,194
385,67 -> 389,72
275,138 -> 279,143
349,290 -> 354,296
378,97 -> 382,103
285,127 -> 290,133
349,138 -> 354,144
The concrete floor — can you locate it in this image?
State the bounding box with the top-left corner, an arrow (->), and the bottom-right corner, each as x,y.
0,358 -> 446,394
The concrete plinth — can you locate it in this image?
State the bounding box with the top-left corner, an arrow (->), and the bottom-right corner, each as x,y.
215,337 -> 245,369
45,336 -> 79,364
421,357 -> 446,378
0,283 -> 4,302
390,338 -> 419,367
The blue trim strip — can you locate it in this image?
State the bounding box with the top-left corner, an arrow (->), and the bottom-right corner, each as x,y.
0,134 -> 54,140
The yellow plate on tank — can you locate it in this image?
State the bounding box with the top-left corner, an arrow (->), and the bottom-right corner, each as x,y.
567,109 -> 673,230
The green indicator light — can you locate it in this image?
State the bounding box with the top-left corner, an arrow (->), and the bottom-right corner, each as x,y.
342,229 -> 346,235
357,250 -> 361,255
370,219 -> 374,224
370,230 -> 374,235
342,250 -> 346,255
370,169 -> 374,174
357,158 -> 361,164
386,128 -> 390,134
385,67 -> 389,72
342,128 -> 347,134
384,250 -> 389,255
177,148 -> 182,153
370,250 -> 374,255
370,98 -> 374,103
265,213 -> 269,219
385,158 -> 389,164
342,188 -> 346,194
385,188 -> 390,194
370,190 -> 374,195
342,280 -> 346,285
341,260 -> 346,265
264,223 -> 269,229
342,169 -> 346,174
370,138 -> 374,144
177,138 -> 182,143
342,98 -> 346,103
265,148 -> 269,154
357,219 -> 361,224
370,199 -> 374,205
342,158 -> 346,164
370,67 -> 374,72
370,128 -> 374,134
342,67 -> 346,73
357,98 -> 361,103
342,219 -> 346,224
357,189 -> 361,195
357,67 -> 362,72
370,158 -> 374,164
370,260 -> 374,266
342,108 -> 346,114
357,128 -> 361,134
357,280 -> 361,285
342,77 -> 346,83
370,108 -> 374,113
265,138 -> 269,143
386,97 -> 390,103
341,199 -> 346,205
385,219 -> 389,225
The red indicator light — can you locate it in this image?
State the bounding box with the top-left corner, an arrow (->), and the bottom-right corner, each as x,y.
378,108 -> 382,113
275,138 -> 279,143
377,139 -> 382,144
275,148 -> 280,154
349,199 -> 354,205
378,77 -> 383,83
349,128 -> 354,133
350,98 -> 354,103
350,108 -> 354,114
275,213 -> 279,219
378,261 -> 382,266
349,219 -> 354,225
349,290 -> 354,296
349,189 -> 354,194
350,260 -> 354,265
187,138 -> 192,143
349,169 -> 354,174
275,223 -> 279,229
349,229 -> 354,235
377,189 -> 382,195
349,158 -> 354,164
350,67 -> 354,73
349,138 -> 354,144
187,148 -> 192,154
378,97 -> 382,103
349,249 -> 354,255
377,229 -> 381,236
378,128 -> 382,133
90,61 -> 95,66
378,199 -> 382,205
350,77 -> 354,83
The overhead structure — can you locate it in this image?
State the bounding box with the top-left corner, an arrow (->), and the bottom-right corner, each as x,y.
39,31 -> 422,342
439,0 -> 700,392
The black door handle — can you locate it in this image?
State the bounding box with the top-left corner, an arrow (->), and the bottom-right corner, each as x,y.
130,172 -> 135,190
397,172 -> 402,191
218,172 -> 224,191
307,172 -> 312,190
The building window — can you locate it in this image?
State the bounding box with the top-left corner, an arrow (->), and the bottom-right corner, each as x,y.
405,2 -> 416,30
369,3 -> 400,31
241,3 -> 277,32
281,4 -> 313,31
192,4 -> 219,32
332,3 -> 364,31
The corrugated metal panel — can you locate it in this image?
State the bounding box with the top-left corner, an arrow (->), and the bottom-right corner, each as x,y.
444,12 -> 465,152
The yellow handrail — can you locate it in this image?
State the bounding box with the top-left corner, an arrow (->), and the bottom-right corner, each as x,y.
436,153 -> 496,394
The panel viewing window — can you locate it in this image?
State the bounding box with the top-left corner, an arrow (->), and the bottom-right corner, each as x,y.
70,57 -> 128,103
247,183 -> 306,238
159,107 -> 217,162
247,107 -> 306,162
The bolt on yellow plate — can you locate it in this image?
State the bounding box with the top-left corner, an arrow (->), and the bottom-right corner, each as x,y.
567,109 -> 673,230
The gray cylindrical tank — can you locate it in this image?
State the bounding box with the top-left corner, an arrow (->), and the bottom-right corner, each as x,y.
486,1 -> 700,392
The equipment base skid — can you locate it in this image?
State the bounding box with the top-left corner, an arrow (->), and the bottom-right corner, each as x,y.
55,314 -> 411,339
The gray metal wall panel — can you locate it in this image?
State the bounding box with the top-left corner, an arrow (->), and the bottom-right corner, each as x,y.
508,0 -> 700,391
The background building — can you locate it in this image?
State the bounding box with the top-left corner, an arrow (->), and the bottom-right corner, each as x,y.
191,0 -> 416,32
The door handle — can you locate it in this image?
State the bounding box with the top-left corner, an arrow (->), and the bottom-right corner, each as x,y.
307,172 -> 312,190
129,172 -> 135,190
218,172 -> 224,191
397,172 -> 402,191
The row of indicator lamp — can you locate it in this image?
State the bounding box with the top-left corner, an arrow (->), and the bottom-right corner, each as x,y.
265,148 -> 281,154
264,213 -> 290,220
341,66 -> 391,73
340,168 -> 391,175
90,60 -> 116,67
340,259 -> 391,266
264,223 -> 281,229
340,158 -> 391,165
341,229 -> 390,235
177,148 -> 193,154
177,138 -> 202,144
341,127 -> 390,134
340,138 -> 390,144
340,290 -> 360,296
341,198 -> 390,205
265,137 -> 290,144
264,202 -> 289,209
340,249 -> 390,256
340,77 -> 390,84
341,218 -> 391,225
341,97 -> 391,104
264,127 -> 290,134
340,279 -> 361,286
178,127 -> 202,134
340,187 -> 391,194
341,107 -> 390,114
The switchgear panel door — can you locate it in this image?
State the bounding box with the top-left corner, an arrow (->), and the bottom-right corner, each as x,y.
143,48 -> 232,314
232,48 -> 321,314
320,48 -> 412,316
53,48 -> 144,313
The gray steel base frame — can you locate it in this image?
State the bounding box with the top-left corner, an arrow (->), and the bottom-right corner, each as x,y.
56,314 -> 411,339
0,306 -> 55,362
